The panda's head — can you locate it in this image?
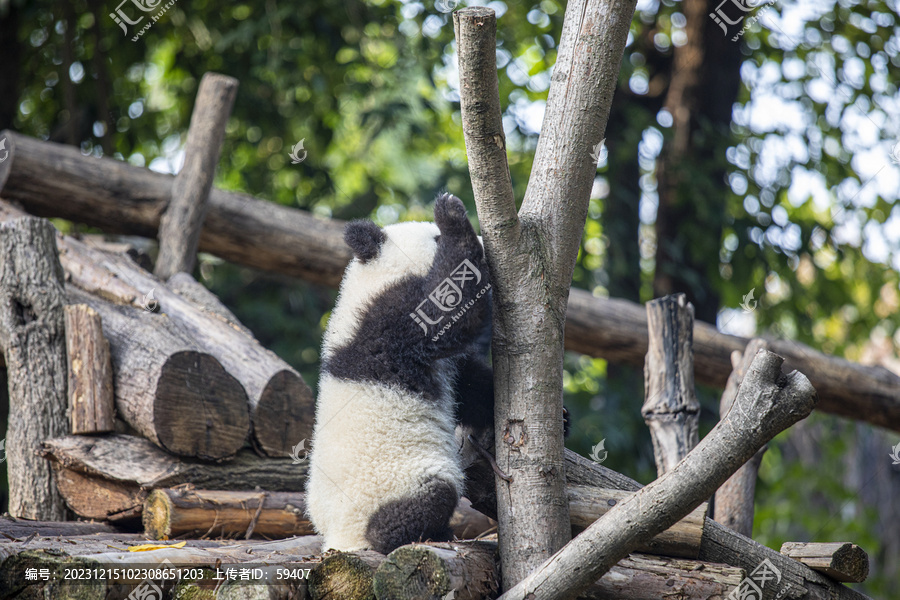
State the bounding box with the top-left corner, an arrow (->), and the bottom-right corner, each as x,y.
344,219 -> 441,284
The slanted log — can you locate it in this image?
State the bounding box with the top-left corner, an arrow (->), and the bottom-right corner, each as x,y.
642,294 -> 699,475
67,287 -> 249,460
780,542 -> 869,583
168,271 -> 252,336
0,217 -> 68,520
143,488 -> 314,540
40,434 -> 307,520
714,338 -> 769,536
371,540 -> 743,600
2,133 -> 898,434
310,551 -> 386,600
155,72 -> 238,280
64,304 -> 115,434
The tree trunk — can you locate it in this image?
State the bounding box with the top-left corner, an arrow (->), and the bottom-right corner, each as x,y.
454,1 -> 637,587
156,73 -> 238,280
642,294 -> 700,475
67,286 -> 250,460
64,304 -> 115,434
0,217 -> 68,520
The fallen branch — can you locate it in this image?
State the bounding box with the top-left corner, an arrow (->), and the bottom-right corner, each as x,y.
499,349 -> 817,600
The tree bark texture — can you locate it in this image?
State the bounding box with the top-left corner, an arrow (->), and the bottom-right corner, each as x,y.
64,304 -> 115,434
498,349 -> 817,600
1,138 -> 898,432
454,1 -> 637,587
155,72 -> 238,280
642,293 -> 700,476
0,217 -> 68,520
714,338 -> 769,537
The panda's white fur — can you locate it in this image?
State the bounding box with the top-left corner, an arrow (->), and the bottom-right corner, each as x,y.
307,220 -> 464,552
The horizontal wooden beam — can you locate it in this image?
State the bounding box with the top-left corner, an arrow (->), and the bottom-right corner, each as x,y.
2,131 -> 898,432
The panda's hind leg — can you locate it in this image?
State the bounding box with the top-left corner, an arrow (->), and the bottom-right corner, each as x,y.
364,478 -> 458,554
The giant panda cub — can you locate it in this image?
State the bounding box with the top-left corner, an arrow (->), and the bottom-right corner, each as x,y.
306,193 -> 495,554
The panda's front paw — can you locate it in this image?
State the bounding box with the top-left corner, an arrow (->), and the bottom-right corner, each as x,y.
434,193 -> 473,237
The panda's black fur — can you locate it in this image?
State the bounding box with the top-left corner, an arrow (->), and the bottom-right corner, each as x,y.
306,193 -> 496,554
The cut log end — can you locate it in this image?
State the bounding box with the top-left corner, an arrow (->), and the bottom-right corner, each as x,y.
255,369 -> 315,457
780,541 -> 870,583
155,351 -> 250,460
143,489 -> 174,540
309,551 -> 382,600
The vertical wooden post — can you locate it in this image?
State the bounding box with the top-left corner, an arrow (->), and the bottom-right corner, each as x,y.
642,293 -> 700,476
714,338 -> 769,536
64,304 -> 115,434
155,72 -> 239,280
0,217 -> 68,519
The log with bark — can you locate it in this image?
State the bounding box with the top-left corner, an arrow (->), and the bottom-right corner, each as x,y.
67,286 -> 250,460
713,338 -> 769,536
642,293 -> 700,475
155,72 -> 238,280
309,550 -> 385,600
40,434 -> 306,520
780,542 -> 869,584
64,304 -> 115,434
2,132 -> 897,433
371,540 -> 744,600
143,488 -> 314,540
0,217 -> 68,520
0,198 -> 315,457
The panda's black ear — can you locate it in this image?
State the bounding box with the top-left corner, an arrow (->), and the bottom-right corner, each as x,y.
344,220 -> 386,263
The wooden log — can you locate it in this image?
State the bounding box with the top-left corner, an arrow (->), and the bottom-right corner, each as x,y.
167,271 -> 252,336
2,132 -> 897,432
40,434 -> 307,520
64,304 -> 115,434
156,72 -> 239,280
370,540 -> 743,600
642,294 -> 700,476
67,286 -> 250,460
569,486 -> 706,559
310,550 -> 385,600
780,542 -> 869,583
59,220 -> 313,457
143,488 -> 314,540
0,216 -> 68,520
714,338 -> 769,537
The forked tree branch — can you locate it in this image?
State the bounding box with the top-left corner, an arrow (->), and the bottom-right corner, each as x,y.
498,350 -> 818,600
453,8 -> 519,247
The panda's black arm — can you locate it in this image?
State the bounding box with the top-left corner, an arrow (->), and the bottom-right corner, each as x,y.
410,194 -> 492,360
